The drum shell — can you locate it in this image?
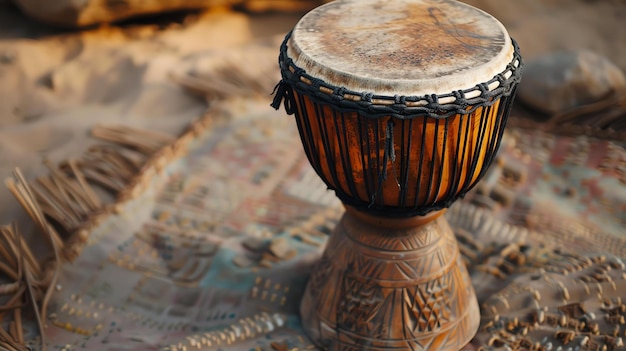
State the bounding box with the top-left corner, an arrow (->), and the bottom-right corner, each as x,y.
291,90 -> 511,216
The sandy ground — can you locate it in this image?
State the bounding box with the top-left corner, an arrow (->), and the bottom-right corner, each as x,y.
0,3 -> 622,349
0,0 -> 624,228
0,5 -> 298,228
466,0 -> 626,70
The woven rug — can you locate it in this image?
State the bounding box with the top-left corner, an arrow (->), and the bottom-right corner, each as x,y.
0,32 -> 624,351
3,95 -> 615,351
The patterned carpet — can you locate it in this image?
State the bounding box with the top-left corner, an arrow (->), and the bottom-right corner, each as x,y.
14,97 -> 620,351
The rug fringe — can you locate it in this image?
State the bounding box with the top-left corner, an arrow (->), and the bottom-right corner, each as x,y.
0,110 -> 220,348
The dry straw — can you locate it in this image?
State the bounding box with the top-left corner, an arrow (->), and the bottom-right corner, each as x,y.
0,116 -> 218,349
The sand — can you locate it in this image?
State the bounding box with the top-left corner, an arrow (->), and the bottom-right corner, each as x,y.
0,1 -> 622,349
0,0 -> 623,237
0,0 -> 623,230
0,7 -> 299,229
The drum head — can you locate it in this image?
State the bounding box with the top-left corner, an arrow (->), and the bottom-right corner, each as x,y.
288,0 -> 514,96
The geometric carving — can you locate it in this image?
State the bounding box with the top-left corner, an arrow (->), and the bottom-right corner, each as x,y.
403,272 -> 453,333
301,210 -> 480,351
337,277 -> 387,339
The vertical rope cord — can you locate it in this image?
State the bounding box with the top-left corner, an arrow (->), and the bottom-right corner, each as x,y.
370,119 -> 396,207
429,118 -> 449,207
357,116 -> 374,205
334,111 -> 359,199
412,118 -> 429,213
271,32 -> 523,216
398,119 -> 412,207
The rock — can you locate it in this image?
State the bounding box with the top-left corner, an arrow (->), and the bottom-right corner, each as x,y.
232,255 -> 254,268
518,51 -> 626,115
241,237 -> 267,252
10,0 -> 320,28
10,0 -> 225,28
268,237 -> 291,259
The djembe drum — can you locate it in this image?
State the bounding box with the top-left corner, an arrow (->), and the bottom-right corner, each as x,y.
271,0 -> 523,350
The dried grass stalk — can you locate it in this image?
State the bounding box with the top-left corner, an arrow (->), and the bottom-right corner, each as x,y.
0,169 -> 65,351
172,60 -> 276,100
91,124 -> 174,155
0,118 -> 218,348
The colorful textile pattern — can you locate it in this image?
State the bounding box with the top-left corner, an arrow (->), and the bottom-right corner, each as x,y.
41,99 -> 625,351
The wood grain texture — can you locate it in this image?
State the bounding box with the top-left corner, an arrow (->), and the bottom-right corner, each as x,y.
300,209 -> 480,350
293,92 -> 503,211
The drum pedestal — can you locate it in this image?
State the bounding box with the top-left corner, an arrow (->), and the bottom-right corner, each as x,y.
301,207 -> 479,351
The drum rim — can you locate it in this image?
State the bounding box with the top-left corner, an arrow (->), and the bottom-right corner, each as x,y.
272,31 -> 523,120
289,0 -> 514,96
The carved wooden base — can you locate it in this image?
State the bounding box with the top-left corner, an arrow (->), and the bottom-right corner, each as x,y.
300,208 -> 479,351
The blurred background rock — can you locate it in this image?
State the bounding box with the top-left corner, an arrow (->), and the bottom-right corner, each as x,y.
6,0 -> 325,28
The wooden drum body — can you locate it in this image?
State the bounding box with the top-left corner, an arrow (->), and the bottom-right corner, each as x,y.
272,0 -> 523,350
291,92 -> 513,216
299,209 -> 480,351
